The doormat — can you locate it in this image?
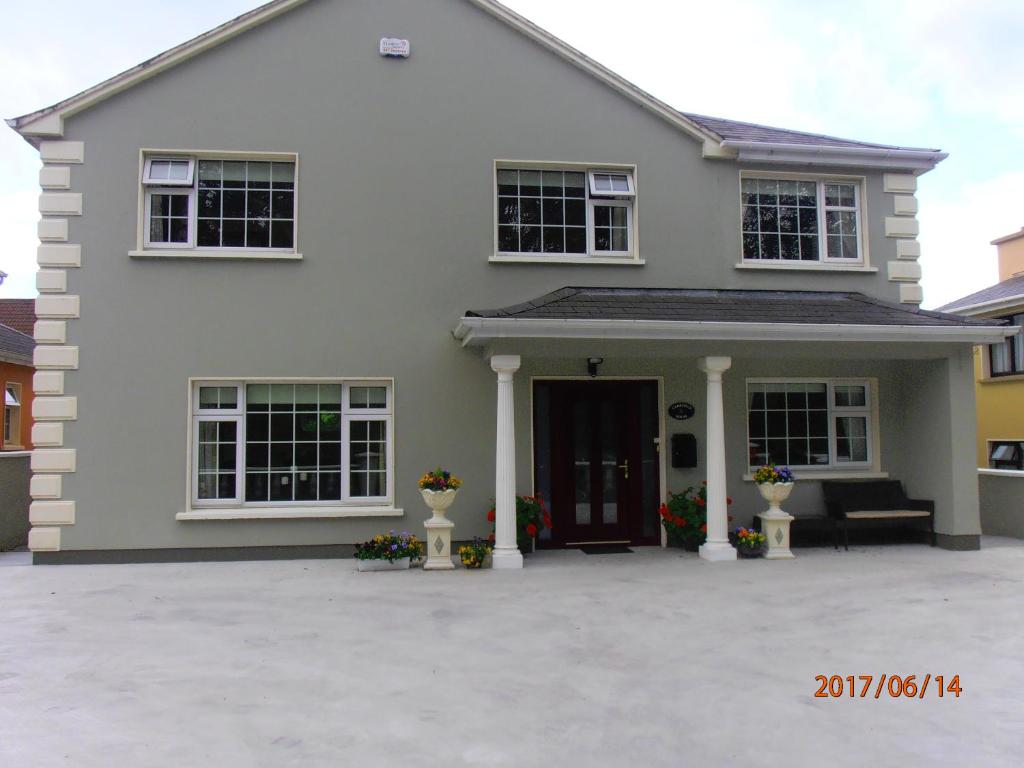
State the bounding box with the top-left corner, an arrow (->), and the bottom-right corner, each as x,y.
578,544 -> 633,555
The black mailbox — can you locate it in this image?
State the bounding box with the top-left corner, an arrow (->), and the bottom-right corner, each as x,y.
671,433 -> 697,469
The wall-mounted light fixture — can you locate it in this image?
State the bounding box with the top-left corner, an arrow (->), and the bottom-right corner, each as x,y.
587,357 -> 604,378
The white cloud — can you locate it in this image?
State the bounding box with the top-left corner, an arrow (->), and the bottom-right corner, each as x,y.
0,189 -> 42,299
919,171 -> 1024,308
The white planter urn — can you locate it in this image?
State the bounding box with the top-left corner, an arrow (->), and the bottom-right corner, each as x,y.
756,482 -> 796,560
421,488 -> 458,570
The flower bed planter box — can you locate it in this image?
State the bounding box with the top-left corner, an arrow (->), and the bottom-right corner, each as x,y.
356,557 -> 411,572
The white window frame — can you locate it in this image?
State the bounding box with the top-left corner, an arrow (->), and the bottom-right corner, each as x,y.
821,181 -> 863,262
143,157 -> 196,186
588,170 -> 636,198
745,378 -> 876,471
188,379 -> 395,513
143,188 -> 196,249
4,383 -> 21,448
739,172 -> 867,266
587,199 -> 633,257
133,150 -> 301,260
492,161 -> 640,264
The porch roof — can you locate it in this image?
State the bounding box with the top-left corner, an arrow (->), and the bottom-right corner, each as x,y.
454,287 -> 1014,346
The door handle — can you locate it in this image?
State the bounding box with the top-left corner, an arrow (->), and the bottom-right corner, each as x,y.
618,459 -> 629,479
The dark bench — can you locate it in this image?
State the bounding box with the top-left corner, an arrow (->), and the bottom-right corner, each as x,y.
821,480 -> 934,551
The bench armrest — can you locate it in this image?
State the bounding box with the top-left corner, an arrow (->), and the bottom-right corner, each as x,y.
904,498 -> 934,514
824,500 -> 850,519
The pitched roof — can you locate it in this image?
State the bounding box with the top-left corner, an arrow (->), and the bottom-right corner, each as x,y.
0,299 -> 37,336
680,112 -> 939,153
0,322 -> 34,366
466,287 -> 999,327
937,274 -> 1024,315
6,1 -> 945,171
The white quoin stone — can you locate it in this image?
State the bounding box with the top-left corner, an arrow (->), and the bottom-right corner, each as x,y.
36,270 -> 67,293
490,354 -> 523,570
28,527 -> 61,552
698,356 -> 736,562
33,370 -> 65,395
37,218 -> 70,242
30,474 -> 63,499
39,140 -> 84,164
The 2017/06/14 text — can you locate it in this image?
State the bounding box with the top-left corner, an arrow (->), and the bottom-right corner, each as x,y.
814,674 -> 962,699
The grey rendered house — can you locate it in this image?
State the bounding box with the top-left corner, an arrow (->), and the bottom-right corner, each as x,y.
8,0 -> 1012,564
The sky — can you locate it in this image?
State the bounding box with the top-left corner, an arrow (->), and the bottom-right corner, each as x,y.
1,0 -> 1022,308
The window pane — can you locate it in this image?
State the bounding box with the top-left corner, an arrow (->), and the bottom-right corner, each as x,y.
834,385 -> 867,408
198,160 -> 221,187
271,162 -> 295,189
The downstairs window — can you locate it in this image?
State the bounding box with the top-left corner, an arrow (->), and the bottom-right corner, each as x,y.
191,380 -> 392,508
747,380 -> 873,469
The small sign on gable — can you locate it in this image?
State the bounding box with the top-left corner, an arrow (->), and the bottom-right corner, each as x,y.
380,38 -> 411,58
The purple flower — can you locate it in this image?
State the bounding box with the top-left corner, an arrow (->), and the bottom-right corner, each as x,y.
390,543 -> 398,551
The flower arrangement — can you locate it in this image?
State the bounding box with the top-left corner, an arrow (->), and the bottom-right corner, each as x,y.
486,494 -> 552,550
355,531 -> 424,562
418,468 -> 462,492
659,482 -> 732,551
733,526 -> 767,555
752,464 -> 795,485
458,537 -> 493,568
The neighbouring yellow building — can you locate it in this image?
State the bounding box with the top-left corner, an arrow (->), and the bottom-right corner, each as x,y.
940,228 -> 1024,469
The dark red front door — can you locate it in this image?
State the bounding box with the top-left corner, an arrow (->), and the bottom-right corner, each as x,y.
534,381 -> 661,546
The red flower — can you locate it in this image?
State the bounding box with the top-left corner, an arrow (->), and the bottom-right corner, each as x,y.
674,516 -> 686,527
702,480 -> 708,485
659,503 -> 670,519
486,509 -> 496,522
700,523 -> 708,533
542,513 -> 552,529
695,497 -> 705,507
526,523 -> 538,537
727,497 -> 733,505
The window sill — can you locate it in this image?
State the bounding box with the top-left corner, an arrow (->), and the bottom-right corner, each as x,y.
735,262 -> 877,273
0,449 -> 31,458
742,470 -> 888,482
981,373 -> 1024,383
490,255 -> 644,266
177,506 -> 403,521
130,249 -> 303,261
978,468 -> 1024,478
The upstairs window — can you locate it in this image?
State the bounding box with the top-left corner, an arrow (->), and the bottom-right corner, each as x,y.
741,177 -> 862,263
142,155 -> 296,252
989,313 -> 1024,376
496,166 -> 636,259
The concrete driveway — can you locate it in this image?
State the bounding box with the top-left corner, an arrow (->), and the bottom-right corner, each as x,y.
2,540 -> 1023,767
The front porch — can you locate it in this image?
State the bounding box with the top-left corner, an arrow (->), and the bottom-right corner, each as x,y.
455,288 -> 1012,564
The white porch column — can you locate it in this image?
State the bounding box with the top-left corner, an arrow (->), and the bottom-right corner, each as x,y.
490,355 -> 523,570
698,356 -> 736,562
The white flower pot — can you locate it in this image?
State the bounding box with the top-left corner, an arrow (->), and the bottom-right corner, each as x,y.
356,557 -> 411,572
757,481 -> 794,519
420,488 -> 459,521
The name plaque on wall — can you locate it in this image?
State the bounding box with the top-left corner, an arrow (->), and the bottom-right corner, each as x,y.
380,38 -> 411,58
